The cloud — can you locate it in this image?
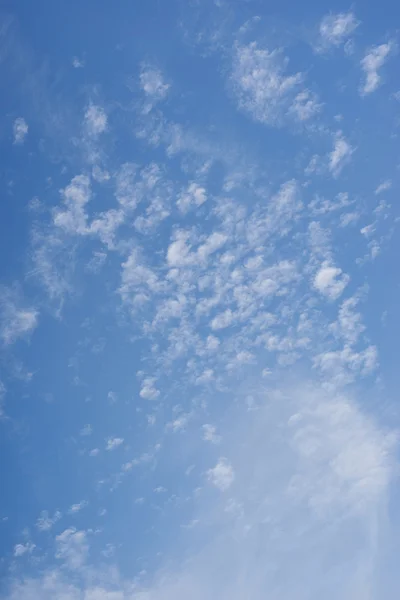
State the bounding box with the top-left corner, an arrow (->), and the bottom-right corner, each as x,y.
53,175 -> 91,235
328,131 -> 354,176
72,57 -> 84,68
13,117 -> 28,144
80,424 -> 92,436
3,382 -> 397,599
375,180 -> 392,195
35,510 -> 62,532
207,457 -> 235,491
313,262 -> 349,300
0,287 -> 38,345
68,500 -> 88,514
360,43 -> 393,95
139,377 -> 160,400
231,42 -> 320,126
140,65 -> 170,102
202,424 -> 221,444
177,182 -> 207,213
84,104 -> 108,136
55,528 -> 88,570
318,11 -> 359,50
106,437 -> 124,451
13,543 -> 35,558
0,381 -> 5,417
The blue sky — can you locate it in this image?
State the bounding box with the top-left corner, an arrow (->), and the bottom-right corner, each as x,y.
1,0 -> 400,598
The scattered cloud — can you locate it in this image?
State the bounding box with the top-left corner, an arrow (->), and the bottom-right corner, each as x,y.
36,510 -> 62,532
207,457 -> 235,491
231,42 -> 316,127
139,377 -> 160,400
13,117 -> 28,144
328,131 -> 354,176
360,43 -> 393,95
318,11 -> 359,51
375,179 -> 392,194
313,262 -> 349,300
55,528 -> 88,570
68,500 -> 88,514
84,104 -> 108,136
0,287 -> 38,346
202,424 -> 221,444
106,437 -> 124,451
72,57 -> 84,68
79,424 -> 92,436
13,542 -> 35,557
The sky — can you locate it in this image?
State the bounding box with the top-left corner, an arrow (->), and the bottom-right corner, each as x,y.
0,0 -> 400,598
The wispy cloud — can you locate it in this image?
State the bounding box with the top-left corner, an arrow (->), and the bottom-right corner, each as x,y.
0,287 -> 38,345
360,43 -> 393,95
4,383 -> 397,598
231,42 -> 321,127
317,11 -> 359,51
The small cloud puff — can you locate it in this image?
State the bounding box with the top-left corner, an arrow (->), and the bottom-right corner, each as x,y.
106,437 -> 124,451
13,117 -> 28,144
207,457 -> 235,491
84,104 -> 107,136
140,65 -> 170,101
314,262 -> 349,300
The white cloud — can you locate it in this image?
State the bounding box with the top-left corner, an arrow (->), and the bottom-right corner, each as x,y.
231,42 -> 304,126
106,437 -> 124,451
35,510 -> 62,532
84,104 -> 108,136
328,131 -> 354,176
54,175 -> 91,235
375,179 -> 392,194
202,424 -> 221,444
68,500 -> 88,514
55,528 -> 88,570
314,345 -> 378,386
72,57 -> 84,68
360,43 -> 393,95
3,382 -> 398,599
140,65 -> 170,102
13,542 -> 35,557
139,377 -> 160,400
318,11 -> 359,50
207,457 -> 235,491
13,117 -> 28,144
0,287 -> 38,346
313,262 -> 349,300
177,182 -> 207,213
329,296 -> 365,346
289,89 -> 322,121
80,424 -> 92,436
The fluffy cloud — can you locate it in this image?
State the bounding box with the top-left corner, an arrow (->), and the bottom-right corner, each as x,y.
140,65 -> 170,101
360,43 -> 393,95
13,117 -> 28,144
0,287 -> 38,345
207,457 -> 235,491
318,11 -> 359,50
231,42 -> 320,126
313,262 -> 349,300
106,437 -> 124,451
84,104 -> 108,136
